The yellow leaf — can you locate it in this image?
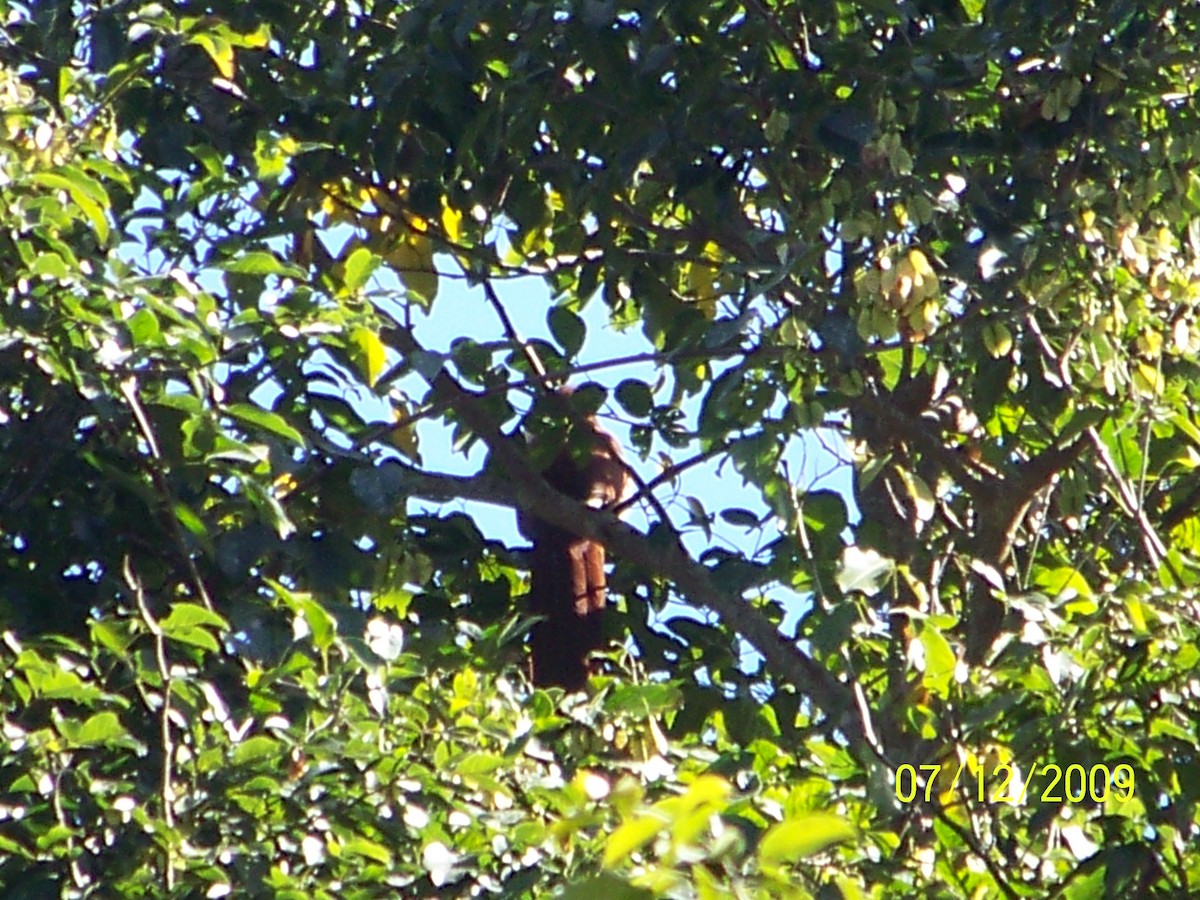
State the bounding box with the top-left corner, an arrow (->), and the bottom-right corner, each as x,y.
351,327 -> 386,387
759,814 -> 854,871
236,23 -> 272,49
684,260 -> 718,319
672,775 -> 731,811
1132,362 -> 1163,397
909,298 -> 940,334
1123,596 -> 1151,636
385,234 -> 439,307
982,320 -> 1013,358
1136,330 -> 1163,358
273,473 -> 298,499
603,814 -> 664,868
188,32 -> 236,80
441,202 -> 464,243
897,261 -> 918,300
908,248 -> 934,279
321,182 -> 362,225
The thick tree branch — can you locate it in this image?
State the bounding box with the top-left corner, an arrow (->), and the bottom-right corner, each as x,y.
384,455 -> 878,752
386,326 -> 884,763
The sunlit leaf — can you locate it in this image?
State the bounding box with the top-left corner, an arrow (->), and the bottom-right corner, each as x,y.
759,814 -> 855,870
188,31 -> 236,79
227,402 -> 307,447
219,250 -> 306,278
837,545 -> 895,596
351,327 -> 387,388
343,245 -> 381,293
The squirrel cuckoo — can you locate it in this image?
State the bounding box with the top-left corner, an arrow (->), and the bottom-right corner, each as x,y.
516,389 -> 629,690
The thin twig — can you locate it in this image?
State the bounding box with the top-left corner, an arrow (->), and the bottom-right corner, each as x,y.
482,279 -> 550,386
51,766 -> 88,889
614,442 -> 730,516
1085,426 -> 1174,579
120,378 -> 216,612
124,556 -> 176,891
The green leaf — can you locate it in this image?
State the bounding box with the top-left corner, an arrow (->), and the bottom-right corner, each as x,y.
342,837 -> 392,864
125,307 -> 160,345
605,682 -> 684,716
764,109 -> 790,143
188,31 -> 235,79
90,620 -> 134,656
30,252 -> 69,279
603,814 -> 666,867
1123,597 -> 1150,637
173,502 -> 208,538
297,596 -> 336,651
559,873 -> 653,900
919,625 -> 956,697
68,711 -> 131,747
0,833 -> 28,857
1032,566 -> 1093,599
720,507 -> 760,528
77,711 -> 126,745
232,735 -> 279,765
344,245 -> 381,293
959,0 -> 985,18
801,489 -> 850,535
548,306 -> 586,357
160,603 -> 229,632
164,626 -> 220,653
20,661 -> 102,703
218,250 -> 306,279
36,826 -> 76,851
455,752 -> 507,776
759,814 -> 854,870
32,170 -> 111,244
1177,643 -> 1200,669
226,402 -> 307,447
243,478 -> 296,538
615,378 -> 654,417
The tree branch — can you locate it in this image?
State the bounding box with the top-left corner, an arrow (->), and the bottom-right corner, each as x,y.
386,326 -> 886,764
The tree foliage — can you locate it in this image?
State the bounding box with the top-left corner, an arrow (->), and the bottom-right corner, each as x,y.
3,0 -> 1200,896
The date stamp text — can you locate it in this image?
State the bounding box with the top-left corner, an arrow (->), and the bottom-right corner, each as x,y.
894,762 -> 1135,806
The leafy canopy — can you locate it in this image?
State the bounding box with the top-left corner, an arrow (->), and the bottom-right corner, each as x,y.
3,0 -> 1200,897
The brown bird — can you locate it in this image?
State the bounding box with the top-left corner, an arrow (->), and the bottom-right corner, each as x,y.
517,389 -> 629,690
